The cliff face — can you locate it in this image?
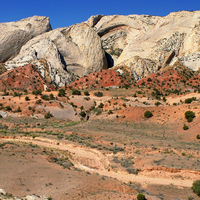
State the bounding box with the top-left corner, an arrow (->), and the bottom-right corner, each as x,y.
0,16 -> 52,63
3,20 -> 108,86
1,11 -> 200,88
87,11 -> 200,80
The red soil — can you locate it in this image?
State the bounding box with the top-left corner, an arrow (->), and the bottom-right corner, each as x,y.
66,69 -> 129,90
136,69 -> 185,89
0,64 -> 54,91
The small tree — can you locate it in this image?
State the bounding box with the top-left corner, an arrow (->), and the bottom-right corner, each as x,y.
84,91 -> 90,96
58,89 -> 66,97
44,111 -> 53,119
155,101 -> 161,106
144,111 -> 153,118
137,193 -> 146,200
49,93 -> 54,100
191,180 -> 200,196
185,111 -> 195,122
183,124 -> 189,130
94,91 -> 103,97
79,111 -> 86,118
25,96 -> 30,101
98,103 -> 104,108
72,89 -> 81,95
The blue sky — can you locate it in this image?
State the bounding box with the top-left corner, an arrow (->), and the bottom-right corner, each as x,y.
0,0 -> 200,29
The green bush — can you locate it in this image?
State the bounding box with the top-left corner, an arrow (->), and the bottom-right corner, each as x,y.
144,111 -> 153,118
94,91 -> 103,97
72,89 -> 81,95
155,101 -> 161,106
44,111 -> 53,119
79,111 -> 86,118
196,135 -> 200,139
58,89 -> 66,97
185,111 -> 195,122
137,193 -> 146,200
49,93 -> 54,100
25,96 -> 30,101
98,103 -> 104,108
183,124 -> 189,130
84,91 -> 90,96
41,95 -> 49,101
32,89 -> 42,95
108,110 -> 113,115
5,106 -> 12,111
191,180 -> 200,196
185,97 -> 196,104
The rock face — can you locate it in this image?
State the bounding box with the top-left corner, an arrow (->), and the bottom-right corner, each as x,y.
86,11 -> 200,80
1,11 -> 200,87
4,21 -> 108,86
0,16 -> 51,63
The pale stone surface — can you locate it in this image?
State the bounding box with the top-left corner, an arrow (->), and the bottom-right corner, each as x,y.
4,21 -> 107,86
0,16 -> 51,63
87,11 -> 200,79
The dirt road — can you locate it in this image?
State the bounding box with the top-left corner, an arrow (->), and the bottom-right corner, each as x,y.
0,136 -> 196,188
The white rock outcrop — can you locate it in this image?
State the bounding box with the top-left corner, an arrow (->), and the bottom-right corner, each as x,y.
4,21 -> 108,86
87,11 -> 200,79
0,16 -> 51,63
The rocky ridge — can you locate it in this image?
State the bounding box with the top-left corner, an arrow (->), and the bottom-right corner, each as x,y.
0,16 -> 51,63
3,21 -> 108,87
0,11 -> 200,88
86,11 -> 200,80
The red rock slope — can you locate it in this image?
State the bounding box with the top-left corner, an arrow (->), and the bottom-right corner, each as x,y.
0,64 -> 54,91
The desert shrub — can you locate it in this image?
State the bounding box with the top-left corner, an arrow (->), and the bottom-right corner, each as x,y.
32,89 -> 42,95
155,101 -> 161,106
13,92 -> 22,97
185,111 -> 195,122
110,145 -> 124,154
25,96 -> 30,101
0,114 -> 2,118
16,107 -> 21,112
79,111 -> 86,118
108,110 -> 113,115
191,180 -> 200,196
84,97 -> 90,101
58,89 -> 65,97
185,97 -> 196,104
147,78 -> 152,82
183,124 -> 189,130
44,111 -> 53,119
98,103 -> 104,108
72,89 -> 81,95
84,91 -> 90,96
5,106 -> 12,111
137,194 -> 146,200
96,110 -> 102,115
49,93 -> 54,100
36,99 -> 42,104
162,96 -> 167,102
144,111 -> 153,118
94,91 -> 103,97
41,95 -> 49,101
196,135 -> 200,139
